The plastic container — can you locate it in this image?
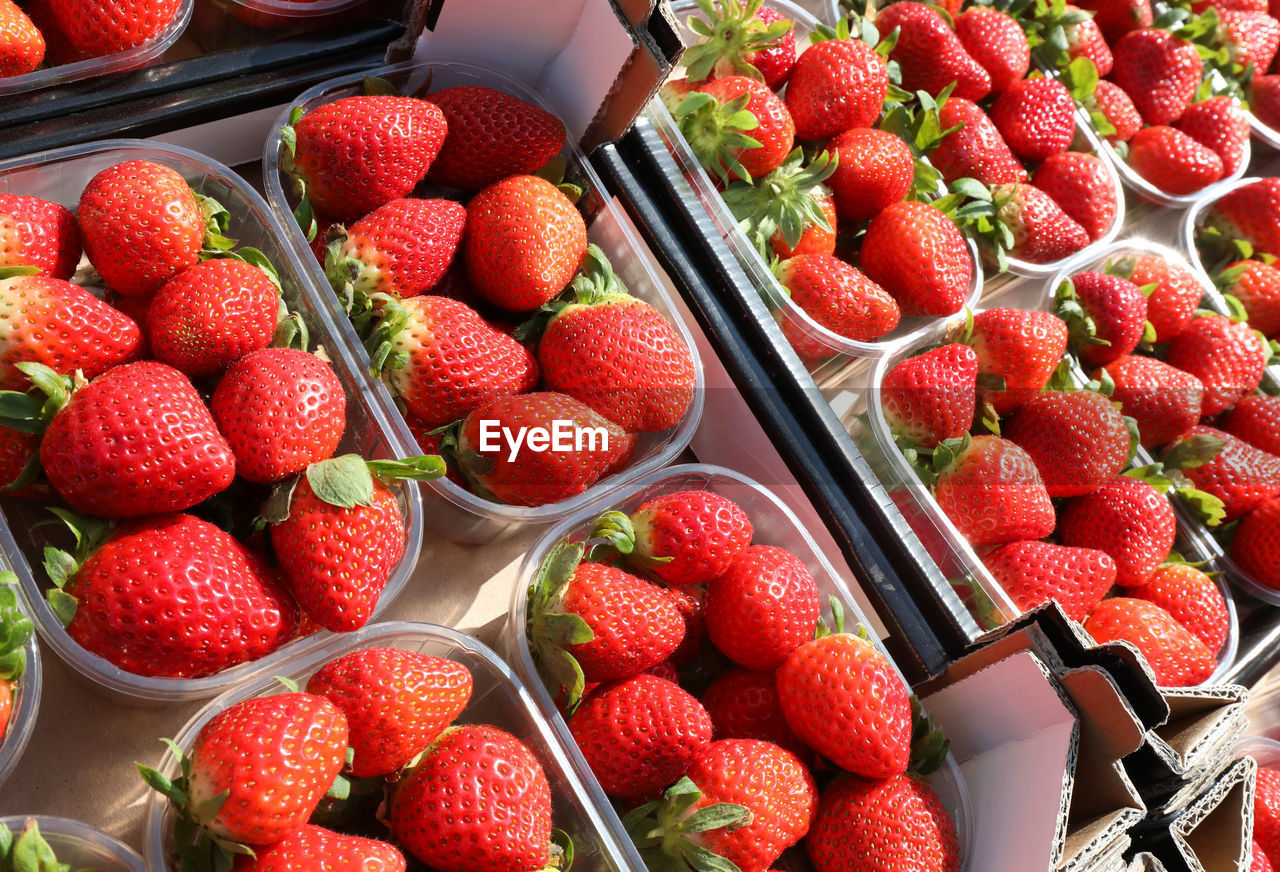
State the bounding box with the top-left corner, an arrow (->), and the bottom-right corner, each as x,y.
1235,735 -> 1280,770
0,139 -> 424,703
0,0 -> 193,98
143,621 -> 633,872
188,0 -> 397,50
262,61 -> 704,545
506,463 -> 976,872
0,596 -> 41,790
1,817 -> 147,872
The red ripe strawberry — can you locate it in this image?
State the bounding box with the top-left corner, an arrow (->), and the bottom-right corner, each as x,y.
955,7 -> 1031,93
536,252 -> 696,432
1222,10 -> 1280,69
770,190 -> 836,259
1224,394 -> 1280,454
1126,253 -> 1202,341
454,392 -> 635,507
286,95 -> 447,222
777,631 -> 912,778
740,5 -> 796,87
391,725 -> 553,872
0,275 -> 141,391
0,0 -> 43,75
1098,355 -> 1203,449
425,85 -> 565,191
1257,768 -> 1280,869
625,489 -> 753,585
305,647 -> 472,777
60,513 -> 298,678
994,183 -> 1091,264
1220,259 -> 1280,337
1091,80 -> 1144,143
40,361 -> 235,518
464,174 -> 588,312
1062,4 -> 1115,74
233,825 -> 405,872
1250,74 -> 1280,129
1175,97 -> 1250,177
1255,840 -> 1275,872
704,545 -> 819,671
1164,313 -> 1265,415
1233,495 -> 1280,587
859,201 -> 972,317
774,255 -> 901,356
692,75 -> 795,181
1128,126 -> 1223,197
932,435 -> 1056,547
966,308 -> 1069,414
0,194 -> 79,279
269,459 -> 408,632
1033,152 -> 1118,241
1075,0 -> 1153,43
876,2 -> 991,101
1110,30 -> 1203,125
210,348 -> 345,484
825,127 -> 914,221
665,585 -> 705,667
701,669 -> 804,756
1193,0 -> 1267,12
881,343 -> 979,450
784,37 -> 889,140
147,259 -> 278,379
985,540 -> 1116,621
0,423 -> 41,498
1083,598 -> 1215,685
78,160 -> 204,297
1169,425 -> 1280,520
681,0 -> 797,90
328,198 -> 465,299
1129,564 -> 1229,653
990,77 -> 1076,162
569,673 -> 713,799
1206,178 -> 1280,257
1004,390 -> 1131,497
807,774 -> 960,872
931,97 -> 1029,187
1065,270 -> 1149,368
49,0 -> 179,56
685,740 -> 818,872
1058,474 -> 1176,586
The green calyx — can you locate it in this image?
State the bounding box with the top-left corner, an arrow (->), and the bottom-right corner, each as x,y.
1054,278 -> 1110,354
879,85 -> 957,198
933,179 -> 1016,273
623,776 -> 752,872
720,148 -> 837,259
0,266 -> 39,281
194,193 -> 237,259
682,0 -> 792,83
1019,0 -> 1097,69
259,453 -> 445,525
0,572 -> 32,686
526,539 -> 594,713
0,818 -> 104,872
41,508 -> 113,629
0,363 -> 78,437
1127,453 -> 1228,527
281,105 -> 319,244
513,244 -> 632,345
674,91 -> 763,185
584,509 -> 675,569
908,696 -> 951,777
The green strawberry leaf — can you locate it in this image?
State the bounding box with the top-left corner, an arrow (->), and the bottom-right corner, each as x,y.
365,455 -> 447,483
305,454 -> 376,509
362,76 -> 402,97
1176,486 -> 1226,527
527,539 -> 592,709
1162,433 -> 1226,470
0,266 -> 39,280
908,696 -> 951,777
260,476 -> 300,525
625,777 -> 750,872
585,510 -> 637,560
10,820 -> 59,872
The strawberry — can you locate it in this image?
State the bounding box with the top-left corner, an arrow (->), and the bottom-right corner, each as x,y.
776,630 -> 912,778
680,0 -> 797,89
784,36 -> 889,140
0,194 -> 79,278
1250,74 -> 1280,129
700,668 -> 804,756
1075,0 -> 1153,43
965,308 -> 1069,415
1258,842 -> 1276,872
535,248 -> 696,432
825,127 -> 914,221
49,0 -> 180,57
688,75 -> 795,182
606,489 -> 753,585
1058,474 -> 1177,586
1125,253 -> 1202,342
955,7 -> 1031,93
1060,4 -> 1115,74
807,774 -> 960,872
464,174 -> 588,312
1258,768 -> 1280,869
1004,390 -> 1131,497
1111,30 -> 1203,125
78,160 -> 206,297
881,343 -> 979,449
1193,0 -> 1267,11
1219,259 -> 1280,337
1224,394 -> 1280,454
769,190 -> 836,259
990,77 -> 1076,162
1175,96 -> 1250,177
33,361 -> 235,517
859,201 -> 972,317
932,435 -> 1056,547
325,198 -> 466,300
931,97 -> 1029,187
0,274 -> 142,391
305,647 -> 472,778
993,183 -> 1091,264
147,258 -> 279,379
0,423 -> 41,498
1128,126 -> 1225,195
876,2 -> 991,100
284,95 -> 447,222
0,0 -> 43,75
1221,9 -> 1280,69
665,585 -> 706,667
1129,563 -> 1229,653
1061,270 -> 1149,368
984,540 -> 1116,622
1232,495 -> 1280,587
720,148 -> 839,259
704,545 -> 819,671
233,825 -> 405,872
1164,313 -> 1265,415
1167,425 -> 1280,520
425,85 -> 565,191
1203,177 -> 1280,257
1032,152 -> 1118,241
568,673 -> 713,799
1083,598 -> 1215,685
210,348 -> 345,485
774,255 -> 901,355
1097,355 -> 1203,449
1090,80 -> 1144,143
452,392 -> 635,506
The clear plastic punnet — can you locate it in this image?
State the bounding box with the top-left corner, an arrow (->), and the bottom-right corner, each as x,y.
0,140 -> 424,703
0,817 -> 147,872
0,582 -> 40,790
